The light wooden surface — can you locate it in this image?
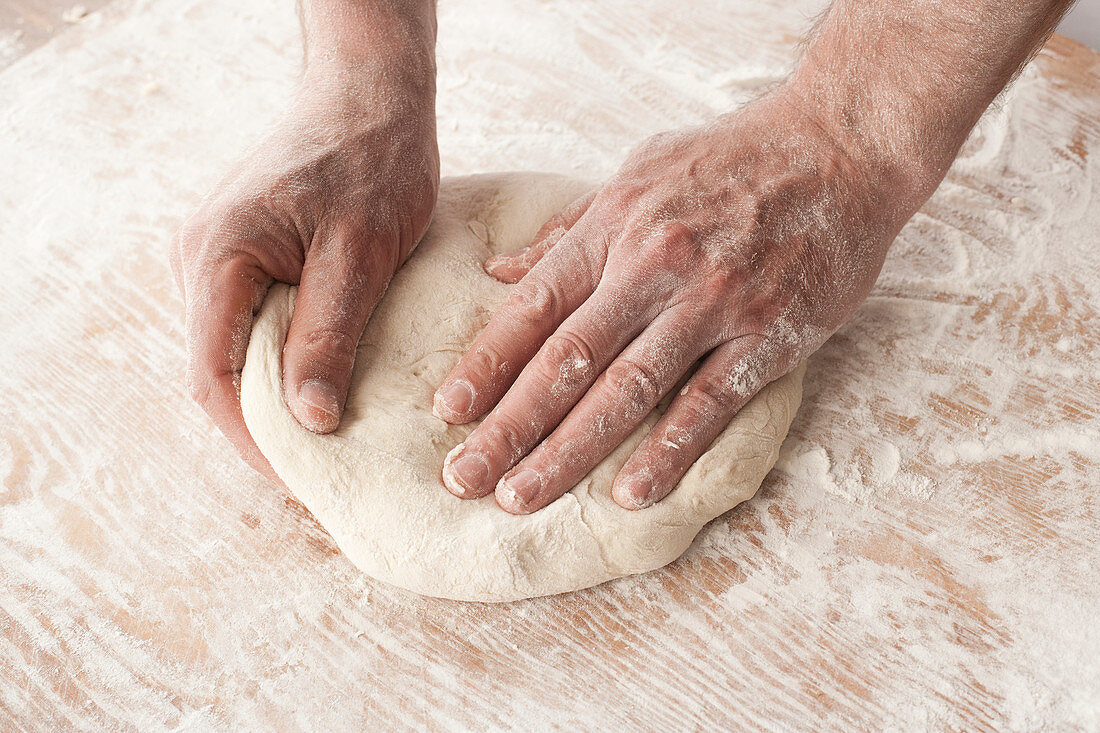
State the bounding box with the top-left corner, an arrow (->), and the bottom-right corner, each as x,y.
0,0 -> 112,70
1,0 -> 1098,729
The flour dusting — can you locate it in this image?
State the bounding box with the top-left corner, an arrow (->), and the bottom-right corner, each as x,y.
0,0 -> 1097,728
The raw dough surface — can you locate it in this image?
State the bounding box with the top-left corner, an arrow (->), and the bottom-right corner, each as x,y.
241,172 -> 804,602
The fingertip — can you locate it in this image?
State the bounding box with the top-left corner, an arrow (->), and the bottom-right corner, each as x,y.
495,469 -> 541,514
484,254 -> 525,284
612,472 -> 656,510
431,394 -> 450,422
441,443 -> 493,499
433,379 -> 475,423
291,378 -> 342,433
441,443 -> 469,497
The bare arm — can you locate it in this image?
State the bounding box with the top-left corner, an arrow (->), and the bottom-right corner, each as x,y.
434,0 -> 1076,514
791,0 -> 1074,202
300,0 -> 436,104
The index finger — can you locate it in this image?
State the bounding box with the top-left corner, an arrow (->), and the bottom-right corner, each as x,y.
432,223 -> 607,424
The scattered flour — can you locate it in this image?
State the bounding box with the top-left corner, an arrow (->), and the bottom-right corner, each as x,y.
62,6 -> 90,24
0,0 -> 1096,728
0,30 -> 24,67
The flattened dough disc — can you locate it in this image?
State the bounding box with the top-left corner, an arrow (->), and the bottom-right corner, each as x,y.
241,172 -> 804,602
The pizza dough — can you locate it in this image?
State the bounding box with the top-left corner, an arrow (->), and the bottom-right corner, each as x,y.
240,172 -> 804,602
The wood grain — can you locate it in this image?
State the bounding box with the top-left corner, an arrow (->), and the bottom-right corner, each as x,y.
0,0 -> 1097,729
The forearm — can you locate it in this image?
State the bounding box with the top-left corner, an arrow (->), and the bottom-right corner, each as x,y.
298,0 -> 437,99
785,0 -> 1074,205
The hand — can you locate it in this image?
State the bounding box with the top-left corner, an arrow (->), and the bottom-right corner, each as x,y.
171,63 -> 438,477
433,89 -> 923,514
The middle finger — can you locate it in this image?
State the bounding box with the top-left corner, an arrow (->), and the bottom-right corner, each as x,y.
495,307 -> 706,514
441,277 -> 655,499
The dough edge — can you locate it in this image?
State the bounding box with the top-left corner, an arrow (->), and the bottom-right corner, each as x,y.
241,172 -> 805,603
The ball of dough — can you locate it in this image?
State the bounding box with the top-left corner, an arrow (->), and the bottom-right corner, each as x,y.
240,172 -> 804,602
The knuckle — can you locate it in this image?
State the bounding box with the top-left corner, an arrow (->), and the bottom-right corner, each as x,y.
533,330 -> 599,395
559,190 -> 596,224
656,220 -> 697,252
736,306 -> 773,339
702,266 -> 741,299
325,223 -> 389,269
542,330 -> 598,372
559,197 -> 586,223
734,186 -> 767,227
604,357 -> 662,408
293,328 -> 359,368
635,221 -> 699,270
177,226 -> 229,271
464,342 -> 510,383
542,208 -> 571,232
177,206 -> 263,266
681,377 -> 733,417
605,181 -> 648,208
484,414 -> 532,465
506,277 -> 557,325
175,212 -> 227,255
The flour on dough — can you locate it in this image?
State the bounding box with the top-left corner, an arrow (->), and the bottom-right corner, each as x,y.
240,172 -> 804,602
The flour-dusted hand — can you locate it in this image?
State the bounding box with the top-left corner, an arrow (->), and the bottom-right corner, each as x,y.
434,0 -> 1071,515
171,0 -> 438,476
433,90 -> 913,512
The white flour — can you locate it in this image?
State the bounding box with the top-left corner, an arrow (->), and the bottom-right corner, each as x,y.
0,0 -> 1097,728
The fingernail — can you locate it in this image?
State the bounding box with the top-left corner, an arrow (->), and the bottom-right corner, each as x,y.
297,379 -> 340,431
498,469 -> 540,510
443,447 -> 489,496
434,380 -> 474,420
615,476 -> 654,509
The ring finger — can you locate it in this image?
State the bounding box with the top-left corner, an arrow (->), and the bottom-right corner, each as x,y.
493,307 -> 710,513
441,278 -> 657,499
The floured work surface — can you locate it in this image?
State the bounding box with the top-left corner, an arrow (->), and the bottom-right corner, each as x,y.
1,0 -> 1098,728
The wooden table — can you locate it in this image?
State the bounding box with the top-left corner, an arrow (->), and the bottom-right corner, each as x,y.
0,0 -> 112,70
2,0 -> 1097,728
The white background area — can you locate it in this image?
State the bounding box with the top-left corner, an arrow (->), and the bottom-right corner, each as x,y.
1058,0 -> 1100,49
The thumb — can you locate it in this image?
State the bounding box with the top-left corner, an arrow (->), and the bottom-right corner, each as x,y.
282,235 -> 392,434
485,189 -> 596,283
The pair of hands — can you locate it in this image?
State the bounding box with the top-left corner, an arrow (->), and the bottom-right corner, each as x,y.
173,70 -> 910,514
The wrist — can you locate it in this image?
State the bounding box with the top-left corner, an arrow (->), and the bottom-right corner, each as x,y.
297,9 -> 436,128
779,62 -> 952,219
781,0 -> 1072,214
301,0 -> 436,90
775,79 -> 939,217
